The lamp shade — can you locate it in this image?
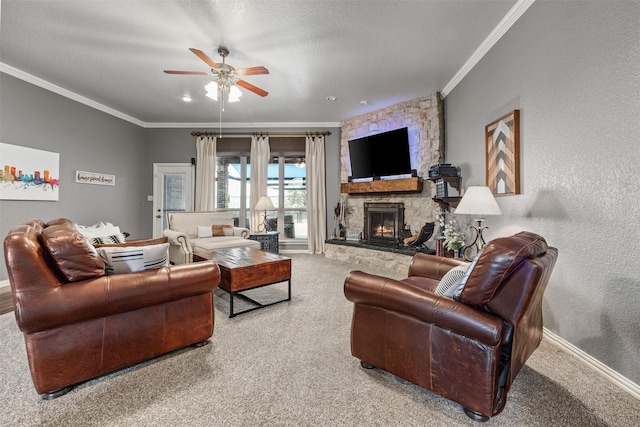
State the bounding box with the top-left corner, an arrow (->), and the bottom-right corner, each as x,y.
255,196 -> 275,211
454,186 -> 502,217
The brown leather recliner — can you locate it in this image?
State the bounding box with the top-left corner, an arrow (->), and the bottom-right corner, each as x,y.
344,231 -> 558,421
4,218 -> 221,399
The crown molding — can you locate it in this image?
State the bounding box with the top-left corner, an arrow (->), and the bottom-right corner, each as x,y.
2,1 -> 534,125
1,63 -> 340,130
144,122 -> 341,129
441,0 -> 536,98
0,62 -> 146,127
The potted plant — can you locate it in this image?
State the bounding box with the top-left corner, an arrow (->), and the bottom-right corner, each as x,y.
441,216 -> 465,259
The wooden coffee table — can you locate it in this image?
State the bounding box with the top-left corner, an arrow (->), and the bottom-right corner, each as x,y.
193,247 -> 291,317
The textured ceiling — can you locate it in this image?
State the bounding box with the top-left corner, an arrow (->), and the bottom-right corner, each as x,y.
1,0 -> 517,126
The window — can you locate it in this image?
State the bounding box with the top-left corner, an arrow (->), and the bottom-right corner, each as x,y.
214,137 -> 307,241
266,155 -> 307,240
215,155 -> 249,227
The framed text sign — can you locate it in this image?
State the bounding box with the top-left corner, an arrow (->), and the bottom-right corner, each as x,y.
485,110 -> 520,196
75,170 -> 115,186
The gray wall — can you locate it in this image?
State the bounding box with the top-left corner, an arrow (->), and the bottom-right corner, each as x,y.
142,128 -> 341,240
0,73 -> 146,279
445,1 -> 640,384
0,73 -> 341,281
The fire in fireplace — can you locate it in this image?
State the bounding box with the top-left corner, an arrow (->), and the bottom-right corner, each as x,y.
364,203 -> 404,247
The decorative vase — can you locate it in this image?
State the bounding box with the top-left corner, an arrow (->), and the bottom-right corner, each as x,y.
453,248 -> 462,259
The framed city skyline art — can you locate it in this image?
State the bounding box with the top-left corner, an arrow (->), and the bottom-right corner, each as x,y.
485,110 -> 520,196
0,142 -> 60,201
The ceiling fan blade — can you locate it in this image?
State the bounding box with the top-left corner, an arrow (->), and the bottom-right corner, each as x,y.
233,66 -> 270,76
164,70 -> 209,75
189,48 -> 220,70
236,79 -> 269,97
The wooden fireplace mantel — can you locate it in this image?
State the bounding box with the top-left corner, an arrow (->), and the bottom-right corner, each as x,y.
340,177 -> 423,195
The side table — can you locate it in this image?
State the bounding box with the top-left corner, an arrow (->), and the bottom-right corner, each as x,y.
249,231 -> 280,253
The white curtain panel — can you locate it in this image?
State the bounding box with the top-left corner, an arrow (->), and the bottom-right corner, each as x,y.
195,136 -> 217,211
306,135 -> 326,254
250,135 -> 270,232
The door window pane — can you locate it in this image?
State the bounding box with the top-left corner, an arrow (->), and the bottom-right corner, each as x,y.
164,174 -> 187,212
163,173 -> 187,230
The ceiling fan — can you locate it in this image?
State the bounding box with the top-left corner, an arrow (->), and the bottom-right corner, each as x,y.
165,47 -> 269,101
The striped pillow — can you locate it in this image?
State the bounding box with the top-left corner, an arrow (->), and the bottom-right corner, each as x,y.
90,233 -> 127,245
97,243 -> 169,275
76,222 -> 126,244
434,264 -> 469,296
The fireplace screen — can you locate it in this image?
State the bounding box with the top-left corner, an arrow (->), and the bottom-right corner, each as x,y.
364,203 -> 404,247
370,213 -> 396,240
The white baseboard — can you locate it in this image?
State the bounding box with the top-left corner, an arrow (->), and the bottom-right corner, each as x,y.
0,279 -> 9,289
543,328 -> 640,400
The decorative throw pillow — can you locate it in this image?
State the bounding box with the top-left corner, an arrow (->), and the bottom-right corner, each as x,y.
76,221 -> 127,245
41,224 -> 106,282
212,224 -> 234,236
97,243 -> 169,275
94,237 -> 168,248
434,264 -> 469,296
47,218 -> 75,227
451,247 -> 486,301
197,225 -> 213,238
90,234 -> 127,245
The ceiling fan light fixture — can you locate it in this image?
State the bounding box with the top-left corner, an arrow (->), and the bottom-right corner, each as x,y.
205,81 -> 219,101
228,84 -> 242,102
205,79 -> 242,102
166,47 -> 269,104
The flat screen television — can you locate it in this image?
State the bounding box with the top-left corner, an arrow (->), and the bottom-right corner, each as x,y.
348,127 -> 412,179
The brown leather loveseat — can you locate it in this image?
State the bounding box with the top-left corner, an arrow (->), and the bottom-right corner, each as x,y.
4,218 -> 221,399
344,231 -> 558,421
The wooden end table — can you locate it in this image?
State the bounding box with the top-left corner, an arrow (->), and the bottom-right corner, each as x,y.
193,247 -> 291,317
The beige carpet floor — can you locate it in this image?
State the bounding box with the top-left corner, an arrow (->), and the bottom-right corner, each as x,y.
0,254 -> 638,426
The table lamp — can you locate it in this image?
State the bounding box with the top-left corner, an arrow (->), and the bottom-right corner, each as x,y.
255,196 -> 275,233
454,186 -> 502,259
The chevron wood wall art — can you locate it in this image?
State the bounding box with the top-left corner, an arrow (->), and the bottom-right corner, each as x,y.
485,110 -> 520,195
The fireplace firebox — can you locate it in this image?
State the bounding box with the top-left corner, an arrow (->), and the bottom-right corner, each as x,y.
364,203 -> 404,247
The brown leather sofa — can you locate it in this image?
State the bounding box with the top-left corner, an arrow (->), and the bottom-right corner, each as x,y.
3,218 -> 221,399
344,231 -> 558,421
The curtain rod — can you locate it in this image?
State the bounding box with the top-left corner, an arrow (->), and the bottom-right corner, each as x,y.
191,131 -> 331,137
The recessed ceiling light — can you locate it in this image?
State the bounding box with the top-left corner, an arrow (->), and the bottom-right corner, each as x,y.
182,95 -> 192,102
326,96 -> 337,101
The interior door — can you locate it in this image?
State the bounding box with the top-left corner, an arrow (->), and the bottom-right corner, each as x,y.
153,163 -> 194,237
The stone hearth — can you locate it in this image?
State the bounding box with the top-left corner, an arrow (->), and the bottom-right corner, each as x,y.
324,240 -> 415,274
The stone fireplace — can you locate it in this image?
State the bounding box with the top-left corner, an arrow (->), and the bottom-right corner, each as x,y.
324,92 -> 445,273
364,203 -> 404,247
